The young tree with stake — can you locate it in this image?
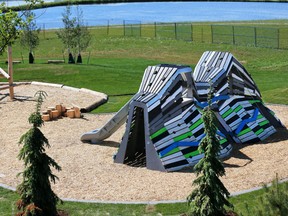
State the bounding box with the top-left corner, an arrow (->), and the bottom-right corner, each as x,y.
75,6 -> 91,63
20,10 -> 40,64
56,5 -> 91,64
56,5 -> 77,63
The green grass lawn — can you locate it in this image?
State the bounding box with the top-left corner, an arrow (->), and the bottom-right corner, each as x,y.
1,181 -> 288,215
1,26 -> 288,112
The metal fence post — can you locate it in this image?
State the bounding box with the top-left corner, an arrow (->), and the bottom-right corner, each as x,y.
43,23 -> 46,39
174,23 -> 177,40
211,25 -> 214,43
123,20 -> 126,36
154,22 -> 157,38
232,26 -> 235,45
254,27 -> 257,47
107,20 -> 109,36
191,24 -> 193,41
140,22 -> 142,37
277,28 -> 280,49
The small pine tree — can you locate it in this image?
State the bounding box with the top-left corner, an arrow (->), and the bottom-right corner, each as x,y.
187,93 -> 233,216
16,91 -> 62,216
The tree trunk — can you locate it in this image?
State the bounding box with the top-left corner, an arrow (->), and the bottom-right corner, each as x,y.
8,45 -> 14,100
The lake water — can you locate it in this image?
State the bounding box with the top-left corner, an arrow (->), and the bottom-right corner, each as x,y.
5,1 -> 288,28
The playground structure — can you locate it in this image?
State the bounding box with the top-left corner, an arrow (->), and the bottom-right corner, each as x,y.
81,51 -> 284,172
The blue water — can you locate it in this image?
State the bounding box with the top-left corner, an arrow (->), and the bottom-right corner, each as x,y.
21,2 -> 288,28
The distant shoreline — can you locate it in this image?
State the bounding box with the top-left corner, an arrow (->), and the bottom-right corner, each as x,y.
5,0 -> 288,12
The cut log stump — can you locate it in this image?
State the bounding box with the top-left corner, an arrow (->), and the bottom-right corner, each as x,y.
66,109 -> 75,118
41,104 -> 81,121
52,110 -> 59,119
74,107 -> 81,118
42,114 -> 50,121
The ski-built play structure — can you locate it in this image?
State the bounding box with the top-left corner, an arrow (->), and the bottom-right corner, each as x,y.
81,51 -> 283,172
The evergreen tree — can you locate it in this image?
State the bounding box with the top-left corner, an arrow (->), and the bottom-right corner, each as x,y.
187,93 -> 233,216
16,91 -> 62,216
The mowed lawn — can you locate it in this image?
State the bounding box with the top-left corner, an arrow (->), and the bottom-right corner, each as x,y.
1,23 -> 288,112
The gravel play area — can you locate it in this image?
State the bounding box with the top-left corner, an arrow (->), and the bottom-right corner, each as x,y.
0,83 -> 287,202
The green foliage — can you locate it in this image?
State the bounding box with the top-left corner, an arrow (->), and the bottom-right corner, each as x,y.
0,4 -> 22,55
56,5 -> 77,53
56,5 -> 91,59
16,90 -> 62,216
187,93 -> 233,216
0,0 -> 42,56
20,10 -> 40,55
74,6 -> 91,54
243,175 -> 288,216
34,90 -> 47,113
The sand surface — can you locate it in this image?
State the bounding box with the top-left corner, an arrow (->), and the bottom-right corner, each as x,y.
0,84 -> 288,202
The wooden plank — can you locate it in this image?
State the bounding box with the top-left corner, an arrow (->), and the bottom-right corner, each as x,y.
0,68 -> 10,79
47,60 -> 65,64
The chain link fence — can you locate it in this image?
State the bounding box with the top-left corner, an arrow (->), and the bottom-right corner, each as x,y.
35,19 -> 288,50
211,25 -> 283,49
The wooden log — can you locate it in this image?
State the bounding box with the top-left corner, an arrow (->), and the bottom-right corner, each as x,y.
5,60 -> 21,64
66,109 -> 75,118
42,114 -> 50,121
73,107 -> 81,118
56,104 -> 62,115
0,68 -> 10,79
0,85 -> 9,90
63,110 -> 68,117
52,110 -> 59,119
47,109 -> 52,119
47,108 -> 55,119
61,105 -> 66,114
